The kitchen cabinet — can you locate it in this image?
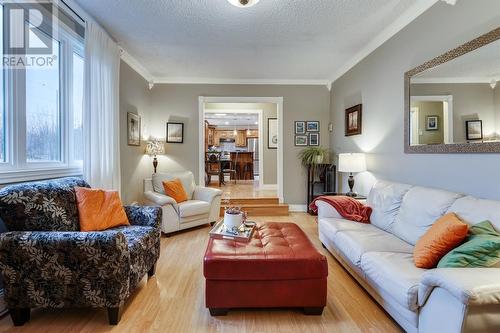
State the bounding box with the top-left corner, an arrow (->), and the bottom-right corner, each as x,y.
247,130 -> 259,138
236,130 -> 247,147
213,131 -> 221,146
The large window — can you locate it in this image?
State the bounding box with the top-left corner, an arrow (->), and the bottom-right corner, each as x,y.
0,3 -> 85,182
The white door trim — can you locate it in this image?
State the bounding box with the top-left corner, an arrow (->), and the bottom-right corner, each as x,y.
411,95 -> 454,144
199,96 -> 284,203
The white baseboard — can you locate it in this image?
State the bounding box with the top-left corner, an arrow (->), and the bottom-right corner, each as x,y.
260,184 -> 278,190
289,204 -> 307,212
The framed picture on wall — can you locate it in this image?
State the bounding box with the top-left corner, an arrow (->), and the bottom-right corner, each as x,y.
295,121 -> 306,134
166,122 -> 184,143
466,120 -> 483,141
295,135 -> 308,146
127,112 -> 141,146
426,116 -> 439,131
306,121 -> 320,132
309,133 -> 320,146
268,118 -> 278,149
345,104 -> 362,136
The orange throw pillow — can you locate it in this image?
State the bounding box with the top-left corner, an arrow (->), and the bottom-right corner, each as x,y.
162,178 -> 189,203
75,187 -> 130,232
413,213 -> 469,268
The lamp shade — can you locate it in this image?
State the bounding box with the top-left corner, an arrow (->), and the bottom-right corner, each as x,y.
145,140 -> 165,156
338,153 -> 366,173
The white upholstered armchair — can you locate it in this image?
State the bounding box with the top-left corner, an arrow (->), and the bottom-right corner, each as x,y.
144,171 -> 222,234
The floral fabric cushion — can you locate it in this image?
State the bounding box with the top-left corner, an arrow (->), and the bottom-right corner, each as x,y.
0,177 -> 90,232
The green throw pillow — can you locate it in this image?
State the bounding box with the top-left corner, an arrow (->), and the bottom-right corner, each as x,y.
438,220 -> 500,268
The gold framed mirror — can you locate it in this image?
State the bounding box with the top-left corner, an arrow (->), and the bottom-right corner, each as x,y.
405,27 -> 500,153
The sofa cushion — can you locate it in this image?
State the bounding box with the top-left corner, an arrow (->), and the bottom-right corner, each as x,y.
391,186 -> 463,245
75,187 -> 130,232
178,200 -> 210,218
0,177 -> 90,232
152,171 -> 195,199
447,196 -> 500,231
361,252 -> 427,311
438,221 -> 500,268
162,178 -> 189,203
333,228 -> 414,267
319,217 -> 373,238
413,213 -> 469,269
367,180 -> 413,232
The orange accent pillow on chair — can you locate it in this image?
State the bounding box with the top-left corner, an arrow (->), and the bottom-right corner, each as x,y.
162,178 -> 189,203
413,213 -> 469,268
75,187 -> 130,232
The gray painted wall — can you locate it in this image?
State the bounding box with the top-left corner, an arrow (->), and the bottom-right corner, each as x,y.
148,84 -> 330,205
119,62 -> 152,204
119,71 -> 330,204
330,0 -> 500,200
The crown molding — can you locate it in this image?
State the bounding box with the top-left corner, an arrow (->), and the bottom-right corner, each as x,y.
411,77 -> 497,84
120,49 -> 154,83
153,77 -> 332,89
330,0 -> 440,82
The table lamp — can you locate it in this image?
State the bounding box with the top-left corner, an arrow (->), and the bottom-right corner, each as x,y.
145,140 -> 165,173
338,153 -> 366,197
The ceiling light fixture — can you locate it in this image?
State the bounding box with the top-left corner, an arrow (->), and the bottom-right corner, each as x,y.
227,0 -> 260,8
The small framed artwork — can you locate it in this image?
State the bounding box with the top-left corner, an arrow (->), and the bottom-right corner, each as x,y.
295,135 -> 308,146
127,112 -> 141,146
268,118 -> 278,149
166,122 -> 184,143
466,120 -> 483,141
309,133 -> 320,146
306,121 -> 320,132
295,121 -> 306,134
345,104 -> 362,136
426,116 -> 439,131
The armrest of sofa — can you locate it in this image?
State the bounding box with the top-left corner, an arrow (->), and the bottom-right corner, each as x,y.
418,268 -> 500,306
144,190 -> 178,208
315,200 -> 343,219
193,186 -> 222,204
124,205 -> 162,230
0,230 -> 131,308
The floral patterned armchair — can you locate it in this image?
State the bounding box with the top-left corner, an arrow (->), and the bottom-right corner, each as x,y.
0,177 -> 162,326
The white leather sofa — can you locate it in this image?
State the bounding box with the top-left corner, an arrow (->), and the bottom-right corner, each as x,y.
317,180 -> 500,333
144,171 -> 222,234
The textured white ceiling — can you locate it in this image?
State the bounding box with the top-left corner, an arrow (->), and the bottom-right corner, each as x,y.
76,0 -> 420,81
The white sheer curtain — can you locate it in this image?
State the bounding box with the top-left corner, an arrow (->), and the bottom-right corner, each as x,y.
83,21 -> 121,191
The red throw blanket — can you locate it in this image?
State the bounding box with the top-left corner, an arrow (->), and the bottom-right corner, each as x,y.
309,196 -> 372,223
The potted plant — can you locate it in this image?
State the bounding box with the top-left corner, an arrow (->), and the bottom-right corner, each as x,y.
298,147 -> 329,167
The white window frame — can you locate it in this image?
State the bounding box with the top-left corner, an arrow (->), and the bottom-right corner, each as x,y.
0,5 -> 84,184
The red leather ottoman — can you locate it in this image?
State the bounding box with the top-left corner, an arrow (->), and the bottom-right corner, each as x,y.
204,222 -> 328,316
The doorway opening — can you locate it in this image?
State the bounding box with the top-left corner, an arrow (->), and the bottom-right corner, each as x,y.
199,97 -> 284,203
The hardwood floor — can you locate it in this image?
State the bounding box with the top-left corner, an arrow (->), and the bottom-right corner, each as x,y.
0,213 -> 402,333
208,180 -> 277,199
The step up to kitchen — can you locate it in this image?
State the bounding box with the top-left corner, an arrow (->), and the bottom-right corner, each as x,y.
219,197 -> 289,216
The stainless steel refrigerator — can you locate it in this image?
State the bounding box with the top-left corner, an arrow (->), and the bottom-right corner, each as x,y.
247,138 -> 259,178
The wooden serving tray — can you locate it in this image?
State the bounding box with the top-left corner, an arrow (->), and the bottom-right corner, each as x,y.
209,219 -> 256,242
